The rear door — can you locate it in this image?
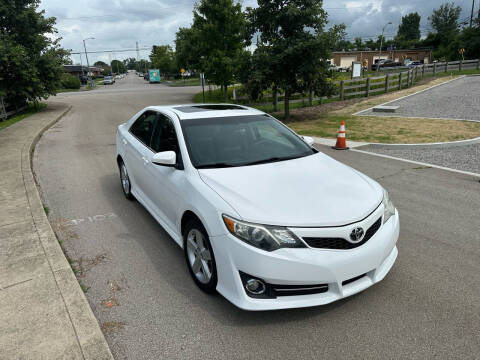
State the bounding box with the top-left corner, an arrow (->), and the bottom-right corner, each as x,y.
124,111 -> 157,200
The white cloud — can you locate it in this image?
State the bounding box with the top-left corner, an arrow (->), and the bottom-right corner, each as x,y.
39,0 -> 475,64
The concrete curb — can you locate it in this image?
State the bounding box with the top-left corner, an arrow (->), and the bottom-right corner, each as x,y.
23,104 -> 114,359
314,135 -> 480,150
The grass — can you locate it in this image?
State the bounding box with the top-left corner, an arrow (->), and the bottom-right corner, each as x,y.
0,103 -> 47,131
288,114 -> 480,144
167,77 -> 201,87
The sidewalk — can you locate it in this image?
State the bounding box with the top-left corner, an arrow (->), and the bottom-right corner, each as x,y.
0,103 -> 113,359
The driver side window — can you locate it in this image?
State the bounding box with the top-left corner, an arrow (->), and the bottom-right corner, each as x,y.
130,111 -> 157,147
151,114 -> 180,155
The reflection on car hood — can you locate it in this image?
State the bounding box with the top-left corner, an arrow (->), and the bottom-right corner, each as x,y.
199,152 -> 382,227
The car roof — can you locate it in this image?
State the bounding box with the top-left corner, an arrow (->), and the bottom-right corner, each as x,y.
146,104 -> 265,120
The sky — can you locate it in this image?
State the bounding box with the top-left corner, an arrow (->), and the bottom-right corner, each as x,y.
39,0 -> 477,65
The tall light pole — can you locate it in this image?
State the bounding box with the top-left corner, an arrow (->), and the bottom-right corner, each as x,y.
377,22 -> 392,71
83,37 -> 95,85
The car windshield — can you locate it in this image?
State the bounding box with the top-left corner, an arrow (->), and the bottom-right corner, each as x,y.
180,115 -> 315,168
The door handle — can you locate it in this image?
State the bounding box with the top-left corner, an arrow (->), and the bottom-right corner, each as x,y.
142,156 -> 149,164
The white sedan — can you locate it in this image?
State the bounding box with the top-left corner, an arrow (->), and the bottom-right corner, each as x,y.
116,104 -> 399,310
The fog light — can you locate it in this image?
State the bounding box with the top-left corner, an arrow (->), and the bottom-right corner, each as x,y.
245,278 -> 266,295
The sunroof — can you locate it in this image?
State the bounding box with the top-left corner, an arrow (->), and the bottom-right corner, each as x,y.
174,104 -> 247,113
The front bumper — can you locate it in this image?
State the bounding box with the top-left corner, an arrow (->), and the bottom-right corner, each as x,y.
211,209 -> 399,311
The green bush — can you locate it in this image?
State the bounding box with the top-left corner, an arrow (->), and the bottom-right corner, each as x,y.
61,74 -> 81,89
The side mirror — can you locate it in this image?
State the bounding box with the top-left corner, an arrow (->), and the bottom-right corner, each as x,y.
152,151 -> 176,167
302,136 -> 315,147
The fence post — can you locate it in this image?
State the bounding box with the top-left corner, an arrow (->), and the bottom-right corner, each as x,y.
433,62 -> 437,76
422,65 -> 425,79
398,72 -> 402,89
0,96 -> 6,120
385,74 -> 389,93
459,60 -> 462,71
366,77 -> 370,97
415,66 -> 418,81
406,70 -> 410,88
340,80 -> 344,101
477,59 -> 480,70
445,61 -> 448,73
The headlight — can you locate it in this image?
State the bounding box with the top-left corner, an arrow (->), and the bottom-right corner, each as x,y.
222,215 -> 306,251
382,188 -> 396,224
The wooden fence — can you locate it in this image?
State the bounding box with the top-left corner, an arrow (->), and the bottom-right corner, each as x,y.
0,97 -> 28,121
236,58 -> 480,106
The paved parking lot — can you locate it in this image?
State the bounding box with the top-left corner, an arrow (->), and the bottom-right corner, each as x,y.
357,76 -> 480,121
34,74 -> 480,359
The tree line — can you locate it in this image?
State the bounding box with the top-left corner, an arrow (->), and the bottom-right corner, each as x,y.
334,3 -> 480,61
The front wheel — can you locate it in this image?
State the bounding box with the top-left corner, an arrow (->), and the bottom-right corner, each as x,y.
119,161 -> 134,200
184,220 -> 217,293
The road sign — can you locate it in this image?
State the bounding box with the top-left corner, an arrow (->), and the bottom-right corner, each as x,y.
180,68 -> 185,74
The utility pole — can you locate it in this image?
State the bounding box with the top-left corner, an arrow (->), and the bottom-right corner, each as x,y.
470,0 -> 476,27
83,37 -> 95,86
377,22 -> 392,72
136,41 -> 140,62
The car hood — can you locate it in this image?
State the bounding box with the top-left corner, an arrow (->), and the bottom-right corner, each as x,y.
198,152 -> 382,227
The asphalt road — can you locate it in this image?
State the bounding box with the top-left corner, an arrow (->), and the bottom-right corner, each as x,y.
34,73 -> 480,359
358,76 -> 480,121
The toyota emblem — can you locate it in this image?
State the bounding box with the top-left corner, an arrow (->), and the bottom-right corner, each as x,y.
349,227 -> 364,243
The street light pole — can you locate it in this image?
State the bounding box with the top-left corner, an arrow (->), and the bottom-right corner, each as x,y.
83,37 -> 95,86
377,22 -> 392,72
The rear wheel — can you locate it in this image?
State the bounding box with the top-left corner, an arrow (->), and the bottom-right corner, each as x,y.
184,220 -> 217,293
119,161 -> 134,200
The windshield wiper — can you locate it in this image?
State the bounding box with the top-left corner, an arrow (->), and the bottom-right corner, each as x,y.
242,155 -> 302,166
196,162 -> 238,169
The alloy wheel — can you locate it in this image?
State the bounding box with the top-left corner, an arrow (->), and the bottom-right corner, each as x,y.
186,229 -> 213,284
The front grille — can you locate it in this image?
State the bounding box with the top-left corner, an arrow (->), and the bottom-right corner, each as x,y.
303,217 -> 382,250
272,283 -> 328,297
342,273 -> 367,286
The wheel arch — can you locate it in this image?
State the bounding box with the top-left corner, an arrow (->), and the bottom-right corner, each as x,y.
181,210 -> 206,237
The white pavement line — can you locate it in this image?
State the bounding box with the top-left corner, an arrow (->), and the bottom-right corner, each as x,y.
352,76 -> 466,116
354,113 -> 480,123
351,148 -> 480,178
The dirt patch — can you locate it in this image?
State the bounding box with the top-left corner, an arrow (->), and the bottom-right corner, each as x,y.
100,321 -> 126,336
75,253 -> 108,278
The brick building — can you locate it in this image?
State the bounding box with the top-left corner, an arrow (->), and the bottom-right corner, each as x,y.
331,49 -> 432,70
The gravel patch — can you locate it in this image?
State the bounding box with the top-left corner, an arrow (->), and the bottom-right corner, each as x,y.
362,143 -> 480,174
358,76 -> 480,121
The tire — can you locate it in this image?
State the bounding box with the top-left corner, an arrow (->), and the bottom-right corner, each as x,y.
119,160 -> 134,200
183,219 -> 217,294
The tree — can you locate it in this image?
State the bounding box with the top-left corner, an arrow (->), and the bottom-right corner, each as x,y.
111,60 -> 126,74
427,2 -> 462,60
397,13 -> 421,42
175,27 -> 201,71
123,57 -> 137,70
192,0 -> 247,99
150,45 -> 176,74
94,60 -> 108,68
353,37 -> 363,50
0,0 -> 69,107
429,2 -> 461,38
247,0 -> 344,119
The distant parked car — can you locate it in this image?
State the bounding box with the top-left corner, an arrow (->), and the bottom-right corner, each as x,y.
371,59 -> 402,71
408,61 -> 423,67
79,75 -> 88,85
138,73 -> 144,77
103,76 -> 115,85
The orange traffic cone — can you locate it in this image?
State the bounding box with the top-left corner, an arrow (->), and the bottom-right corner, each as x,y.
332,121 -> 349,150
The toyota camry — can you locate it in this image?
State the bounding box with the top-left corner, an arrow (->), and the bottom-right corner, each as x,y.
116,104 -> 399,310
